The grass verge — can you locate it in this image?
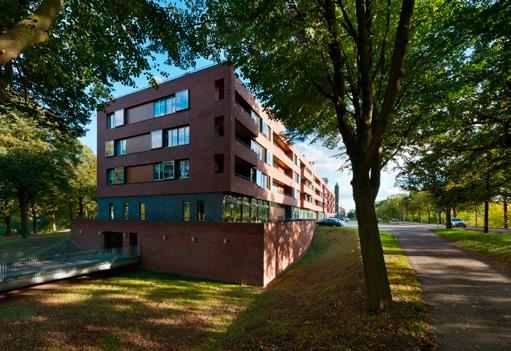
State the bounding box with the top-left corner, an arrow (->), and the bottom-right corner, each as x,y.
433,228 -> 511,271
210,227 -> 434,350
0,227 -> 433,350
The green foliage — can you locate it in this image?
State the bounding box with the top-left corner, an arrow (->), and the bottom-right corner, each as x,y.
0,0 -> 203,135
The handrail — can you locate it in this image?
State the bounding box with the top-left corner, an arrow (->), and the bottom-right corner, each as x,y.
0,246 -> 139,283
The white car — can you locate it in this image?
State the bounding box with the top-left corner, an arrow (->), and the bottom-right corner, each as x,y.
451,218 -> 467,228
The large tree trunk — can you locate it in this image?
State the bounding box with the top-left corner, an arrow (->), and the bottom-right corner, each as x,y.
427,210 -> 431,224
445,207 -> 452,229
4,215 -> 11,236
17,190 -> 30,238
484,200 -> 489,233
453,208 -> 457,217
504,197 -> 508,229
352,174 -> 392,312
0,0 -> 64,65
31,199 -> 37,235
475,206 -> 478,227
78,195 -> 84,218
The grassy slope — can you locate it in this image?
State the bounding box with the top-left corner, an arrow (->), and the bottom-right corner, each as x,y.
210,227 -> 434,350
434,228 -> 511,270
0,228 -> 433,350
0,232 -> 70,256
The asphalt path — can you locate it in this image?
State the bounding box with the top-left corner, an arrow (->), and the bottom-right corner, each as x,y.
345,221 -> 511,350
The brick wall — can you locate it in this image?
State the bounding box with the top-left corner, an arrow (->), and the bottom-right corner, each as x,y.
263,221 -> 316,285
71,219 -> 315,286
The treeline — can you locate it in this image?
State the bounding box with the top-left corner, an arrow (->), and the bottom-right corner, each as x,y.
0,104 -> 96,238
376,192 -> 508,229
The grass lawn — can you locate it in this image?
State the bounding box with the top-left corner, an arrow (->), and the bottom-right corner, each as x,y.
0,231 -> 70,256
434,228 -> 511,271
0,227 -> 433,350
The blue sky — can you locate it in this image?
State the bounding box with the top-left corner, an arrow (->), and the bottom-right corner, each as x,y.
79,59 -> 404,211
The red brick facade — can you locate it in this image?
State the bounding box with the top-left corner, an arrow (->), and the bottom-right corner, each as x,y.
71,220 -> 315,286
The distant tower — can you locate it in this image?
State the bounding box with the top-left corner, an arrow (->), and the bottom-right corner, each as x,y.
334,183 -> 339,216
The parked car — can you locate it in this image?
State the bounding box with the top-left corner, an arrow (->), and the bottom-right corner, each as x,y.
317,218 -> 344,227
450,218 -> 467,228
391,218 -> 400,223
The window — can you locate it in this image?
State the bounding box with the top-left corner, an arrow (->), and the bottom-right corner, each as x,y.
251,110 -> 261,129
242,197 -> 250,222
107,113 -> 115,129
116,139 -> 127,156
251,140 -> 265,162
139,203 -> 145,220
154,99 -> 166,117
261,121 -> 270,138
214,154 -> 224,173
183,201 -> 190,221
294,189 -> 300,200
175,89 -> 189,111
215,79 -> 224,100
294,154 -> 300,167
107,167 -> 125,185
294,172 -> 301,185
153,89 -> 189,117
108,204 -> 114,220
105,141 -> 114,157
123,203 -> 129,220
167,126 -> 189,147
197,201 -> 205,221
254,169 -> 270,189
178,159 -> 190,179
151,130 -> 163,149
265,150 -> 272,165
114,109 -> 124,127
214,116 -> 224,136
153,160 -> 175,180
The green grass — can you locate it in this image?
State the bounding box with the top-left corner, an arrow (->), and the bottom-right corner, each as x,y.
0,228 -> 434,350
210,227 -> 434,350
0,231 -> 70,255
434,228 -> 511,270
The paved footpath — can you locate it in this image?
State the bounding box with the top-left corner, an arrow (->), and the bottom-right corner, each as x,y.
384,224 -> 511,350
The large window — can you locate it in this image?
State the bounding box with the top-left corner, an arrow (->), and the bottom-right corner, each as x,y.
153,89 -> 189,117
183,201 -> 190,221
251,140 -> 265,162
107,167 -> 125,185
168,126 -> 190,147
153,160 -> 175,180
151,130 -> 163,149
105,141 -> 114,157
197,201 -> 205,221
294,171 -> 301,185
252,169 -> 269,189
223,195 -> 269,223
265,150 -> 272,165
261,121 -> 270,138
178,159 -> 190,179
153,159 -> 189,180
115,139 -> 126,156
107,113 -> 115,129
114,109 -> 125,127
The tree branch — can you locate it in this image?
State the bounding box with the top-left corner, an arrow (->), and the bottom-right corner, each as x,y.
0,0 -> 64,65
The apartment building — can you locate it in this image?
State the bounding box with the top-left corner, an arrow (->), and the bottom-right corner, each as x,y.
97,64 -> 336,223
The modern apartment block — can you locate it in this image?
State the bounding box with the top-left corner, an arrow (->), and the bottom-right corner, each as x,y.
97,64 -> 336,224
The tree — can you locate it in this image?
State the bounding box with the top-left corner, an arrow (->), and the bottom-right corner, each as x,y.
68,145 -> 96,220
0,112 -> 78,237
0,0 -> 203,135
205,0 -> 417,311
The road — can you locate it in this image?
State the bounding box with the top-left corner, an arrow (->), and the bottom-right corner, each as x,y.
345,221 -> 511,350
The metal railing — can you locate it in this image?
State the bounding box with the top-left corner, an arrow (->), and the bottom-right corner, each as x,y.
0,246 -> 139,283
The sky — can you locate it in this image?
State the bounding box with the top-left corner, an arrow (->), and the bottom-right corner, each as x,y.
79,59 -> 405,212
